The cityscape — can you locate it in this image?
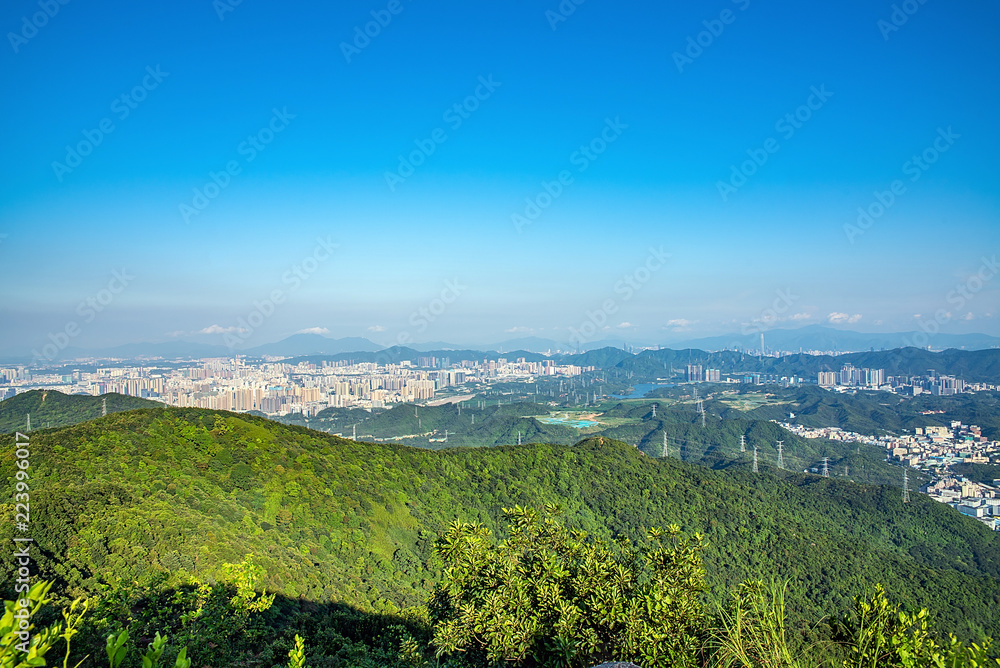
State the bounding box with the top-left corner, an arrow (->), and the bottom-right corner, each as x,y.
2,0 -> 999,665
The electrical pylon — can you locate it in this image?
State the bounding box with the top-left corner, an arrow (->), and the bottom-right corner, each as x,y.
753,446 -> 759,473
776,440 -> 784,469
740,434 -> 746,452
102,398 -> 107,417
902,469 -> 911,503
822,457 -> 829,477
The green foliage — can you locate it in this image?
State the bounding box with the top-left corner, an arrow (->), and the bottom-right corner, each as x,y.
840,584 -> 1000,668
710,580 -> 803,668
3,405 -> 1000,664
429,505 -> 707,667
0,391 -> 155,435
1,582 -> 199,668
140,632 -> 165,668
0,580 -> 61,668
106,629 -> 128,667
287,634 -> 307,668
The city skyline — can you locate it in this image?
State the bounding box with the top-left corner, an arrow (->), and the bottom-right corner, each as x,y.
2,0 -> 998,353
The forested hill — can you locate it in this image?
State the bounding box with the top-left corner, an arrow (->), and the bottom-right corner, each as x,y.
0,390 -> 157,433
594,346 -> 1000,383
4,405 -> 1000,643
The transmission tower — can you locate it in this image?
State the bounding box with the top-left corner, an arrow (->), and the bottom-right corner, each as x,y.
902,469 -> 911,503
517,431 -> 521,446
102,397 -> 107,417
740,434 -> 746,452
26,413 -> 30,432
753,446 -> 759,473
444,430 -> 449,443
776,440 -> 784,469
822,457 -> 829,477
652,403 -> 656,418
352,424 -> 356,441
662,432 -> 668,458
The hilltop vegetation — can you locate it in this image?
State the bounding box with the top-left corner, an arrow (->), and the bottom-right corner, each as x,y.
603,347 -> 1000,384
276,393 -> 923,489
0,389 -> 156,434
3,405 -> 1000,664
702,384 -> 1000,439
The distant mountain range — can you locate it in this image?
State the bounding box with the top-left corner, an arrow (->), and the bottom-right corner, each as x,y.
668,325 -> 1000,353
4,326 -> 998,364
1,334 -> 383,363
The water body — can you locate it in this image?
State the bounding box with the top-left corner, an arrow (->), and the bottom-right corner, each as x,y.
611,383 -> 675,399
537,416 -> 599,428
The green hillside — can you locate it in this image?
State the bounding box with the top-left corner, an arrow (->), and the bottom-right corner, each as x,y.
281,396 -> 922,489
608,347 -> 1000,384
705,385 -> 1000,439
5,405 -> 999,662
0,389 -> 158,434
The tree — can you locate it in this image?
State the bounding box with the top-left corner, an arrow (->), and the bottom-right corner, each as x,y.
428,505 -> 708,668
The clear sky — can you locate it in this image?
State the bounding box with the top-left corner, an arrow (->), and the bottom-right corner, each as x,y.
1,0 -> 998,353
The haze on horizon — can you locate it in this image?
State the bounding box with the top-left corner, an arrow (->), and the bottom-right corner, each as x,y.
1,0 -> 998,355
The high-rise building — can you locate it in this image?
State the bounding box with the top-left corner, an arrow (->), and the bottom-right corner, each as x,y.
818,371 -> 837,387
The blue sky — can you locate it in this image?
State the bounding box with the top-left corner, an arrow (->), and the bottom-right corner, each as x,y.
1,0 -> 998,353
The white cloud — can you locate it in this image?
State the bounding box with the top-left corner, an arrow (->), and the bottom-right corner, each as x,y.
367,325 -> 385,333
199,324 -> 247,335
663,318 -> 695,330
297,327 -> 330,335
616,322 -> 633,329
505,326 -> 533,333
963,312 -> 975,321
827,312 -> 862,325
789,312 -> 811,321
